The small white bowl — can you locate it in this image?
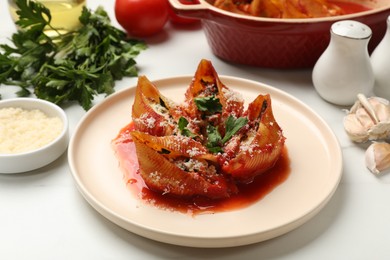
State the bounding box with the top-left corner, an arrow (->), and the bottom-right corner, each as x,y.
0,98 -> 69,174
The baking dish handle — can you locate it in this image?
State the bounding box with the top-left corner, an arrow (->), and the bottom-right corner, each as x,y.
168,0 -> 210,19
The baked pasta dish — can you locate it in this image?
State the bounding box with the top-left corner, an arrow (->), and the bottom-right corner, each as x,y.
112,59 -> 286,200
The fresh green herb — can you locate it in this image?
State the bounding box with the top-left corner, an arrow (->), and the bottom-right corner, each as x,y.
194,96 -> 222,113
178,117 -> 197,138
0,0 -> 146,110
205,124 -> 223,153
14,0 -> 52,32
205,115 -> 248,153
222,116 -> 248,144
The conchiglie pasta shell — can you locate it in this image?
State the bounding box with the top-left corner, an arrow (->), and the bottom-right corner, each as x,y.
223,94 -> 285,182
184,59 -> 244,119
131,132 -> 231,199
130,131 -> 216,161
132,76 -> 178,136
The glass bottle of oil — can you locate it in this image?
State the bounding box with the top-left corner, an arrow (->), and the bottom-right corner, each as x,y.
8,0 -> 86,36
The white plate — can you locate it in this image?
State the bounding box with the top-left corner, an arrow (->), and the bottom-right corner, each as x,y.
68,76 -> 342,248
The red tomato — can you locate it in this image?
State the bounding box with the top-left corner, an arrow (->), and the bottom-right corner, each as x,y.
168,0 -> 200,25
115,0 -> 169,37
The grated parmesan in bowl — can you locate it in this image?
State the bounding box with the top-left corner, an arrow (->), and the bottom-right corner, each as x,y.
0,98 -> 69,174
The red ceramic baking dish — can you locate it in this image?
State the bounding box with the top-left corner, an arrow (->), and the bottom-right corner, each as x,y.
168,0 -> 390,69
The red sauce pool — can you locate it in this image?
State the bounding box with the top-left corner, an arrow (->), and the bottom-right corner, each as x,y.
126,147 -> 291,215
332,1 -> 371,14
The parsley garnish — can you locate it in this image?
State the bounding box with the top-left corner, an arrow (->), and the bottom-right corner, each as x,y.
178,113 -> 247,153
0,0 -> 146,110
222,116 -> 248,144
178,117 -> 197,138
205,124 -> 223,153
194,96 -> 222,113
205,115 -> 248,153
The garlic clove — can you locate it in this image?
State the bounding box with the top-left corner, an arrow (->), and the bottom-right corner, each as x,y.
368,122 -> 390,140
357,93 -> 379,124
369,96 -> 390,122
365,142 -> 390,174
354,108 -> 376,129
344,94 -> 390,143
343,114 -> 369,142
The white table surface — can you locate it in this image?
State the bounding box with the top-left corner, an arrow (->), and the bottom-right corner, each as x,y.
1,0 -> 390,259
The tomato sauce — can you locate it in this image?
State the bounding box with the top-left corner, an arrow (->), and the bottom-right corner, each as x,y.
126,147 -> 291,215
332,1 -> 371,14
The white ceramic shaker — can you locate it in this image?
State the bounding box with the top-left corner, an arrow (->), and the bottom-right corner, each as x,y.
312,20 -> 374,106
371,15 -> 390,100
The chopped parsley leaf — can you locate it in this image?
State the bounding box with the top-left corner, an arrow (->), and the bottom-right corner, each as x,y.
178,117 -> 197,138
205,124 -> 223,153
222,116 -> 248,144
194,96 -> 222,113
205,115 -> 248,153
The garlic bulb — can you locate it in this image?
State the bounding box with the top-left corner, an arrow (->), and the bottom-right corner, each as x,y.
365,142 -> 390,174
343,94 -> 390,143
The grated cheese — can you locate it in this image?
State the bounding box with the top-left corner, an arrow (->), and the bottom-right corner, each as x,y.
136,113 -> 156,129
222,88 -> 244,103
0,107 -> 63,154
186,146 -> 203,157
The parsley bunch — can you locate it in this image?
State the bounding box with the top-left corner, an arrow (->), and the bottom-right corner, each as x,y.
0,0 -> 146,110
